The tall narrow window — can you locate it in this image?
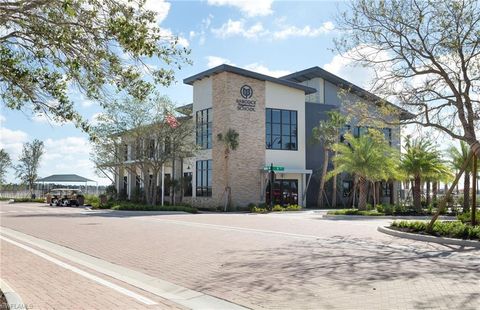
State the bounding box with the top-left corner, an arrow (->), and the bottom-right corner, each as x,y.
196,160 -> 212,197
266,108 -> 297,150
124,144 -> 128,161
196,108 -> 212,149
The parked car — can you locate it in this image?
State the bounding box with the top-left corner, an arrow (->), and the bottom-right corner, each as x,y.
46,189 -> 84,207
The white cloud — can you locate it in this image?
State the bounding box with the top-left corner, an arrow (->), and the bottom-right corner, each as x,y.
206,56 -> 234,68
211,19 -> 267,39
244,63 -> 290,77
159,28 -> 189,47
212,20 -> 334,41
39,136 -> 111,185
0,114 -> 6,125
0,127 -> 28,159
143,0 -> 171,24
80,99 -> 95,108
207,0 -> 273,17
273,21 -> 335,40
323,45 -> 391,89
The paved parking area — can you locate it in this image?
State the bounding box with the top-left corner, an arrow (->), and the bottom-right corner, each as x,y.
1,202 -> 479,309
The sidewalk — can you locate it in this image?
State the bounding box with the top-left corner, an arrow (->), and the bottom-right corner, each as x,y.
0,239 -> 181,310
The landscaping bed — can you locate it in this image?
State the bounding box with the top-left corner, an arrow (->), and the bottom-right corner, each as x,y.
390,220 -> 480,241
0,197 -> 45,203
250,204 -> 302,213
327,204 -> 459,217
91,201 -> 198,214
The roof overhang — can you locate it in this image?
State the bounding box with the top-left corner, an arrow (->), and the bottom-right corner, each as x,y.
184,64 -> 317,95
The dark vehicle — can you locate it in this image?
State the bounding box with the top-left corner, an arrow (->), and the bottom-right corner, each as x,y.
46,189 -> 84,207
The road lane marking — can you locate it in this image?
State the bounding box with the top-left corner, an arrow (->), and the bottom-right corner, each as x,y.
0,227 -> 248,310
0,235 -> 157,306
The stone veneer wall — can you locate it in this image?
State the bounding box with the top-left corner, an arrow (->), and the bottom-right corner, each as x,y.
211,72 -> 266,207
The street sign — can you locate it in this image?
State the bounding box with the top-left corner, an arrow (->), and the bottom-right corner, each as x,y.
263,165 -> 284,171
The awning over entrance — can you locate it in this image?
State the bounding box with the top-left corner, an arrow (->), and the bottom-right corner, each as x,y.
260,167 -> 314,206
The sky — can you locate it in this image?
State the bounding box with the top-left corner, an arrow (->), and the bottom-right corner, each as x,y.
0,0 -> 451,186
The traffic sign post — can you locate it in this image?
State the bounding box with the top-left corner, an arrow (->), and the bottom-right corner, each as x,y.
265,163 -> 284,210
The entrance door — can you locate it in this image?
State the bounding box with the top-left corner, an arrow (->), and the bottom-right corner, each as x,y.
266,179 -> 298,206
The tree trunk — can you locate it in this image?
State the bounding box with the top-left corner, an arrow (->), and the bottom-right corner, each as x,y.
224,149 -> 231,212
171,156 -> 176,205
472,155 -> 477,226
428,150 -> 474,231
332,174 -> 337,208
357,177 -> 368,210
413,176 -> 422,211
317,150 -> 329,208
426,181 -> 431,206
432,181 -> 438,205
332,150 -> 337,208
463,171 -> 470,213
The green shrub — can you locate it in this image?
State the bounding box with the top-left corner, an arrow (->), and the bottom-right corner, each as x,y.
110,202 -> 197,213
376,204 -> 384,213
284,204 -> 301,211
251,206 -> 268,213
272,204 -> 284,212
328,209 -> 385,216
383,204 -> 394,215
84,194 -> 100,208
12,198 -> 45,203
391,220 -> 480,240
457,212 -> 480,224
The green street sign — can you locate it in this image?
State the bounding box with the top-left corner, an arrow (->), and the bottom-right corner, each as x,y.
264,165 -> 284,171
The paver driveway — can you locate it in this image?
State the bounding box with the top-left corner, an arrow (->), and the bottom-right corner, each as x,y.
1,202 -> 479,309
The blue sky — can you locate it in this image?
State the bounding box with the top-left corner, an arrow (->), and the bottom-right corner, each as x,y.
0,0 -> 415,185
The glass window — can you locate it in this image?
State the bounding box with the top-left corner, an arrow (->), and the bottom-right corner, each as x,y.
196,108 -> 212,149
266,108 -> 298,150
196,160 -> 212,197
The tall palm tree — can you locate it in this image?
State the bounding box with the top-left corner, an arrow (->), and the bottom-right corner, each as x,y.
311,111 -> 347,208
328,129 -> 399,210
448,141 -> 473,212
400,137 -> 446,211
217,128 -> 239,211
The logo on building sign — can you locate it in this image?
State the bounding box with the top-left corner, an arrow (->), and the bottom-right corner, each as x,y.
240,85 -> 253,99
237,84 -> 256,111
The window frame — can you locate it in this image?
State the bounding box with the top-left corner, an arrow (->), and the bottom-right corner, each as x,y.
196,108 -> 212,150
265,108 -> 298,151
196,160 -> 212,197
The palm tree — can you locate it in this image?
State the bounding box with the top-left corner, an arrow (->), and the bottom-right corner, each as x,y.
400,137 -> 446,211
448,141 -> 473,212
311,111 -> 347,208
217,128 -> 239,211
328,129 -> 399,210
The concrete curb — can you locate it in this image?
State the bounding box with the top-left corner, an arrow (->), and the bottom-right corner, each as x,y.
0,279 -> 26,310
377,226 -> 480,248
323,214 -> 454,220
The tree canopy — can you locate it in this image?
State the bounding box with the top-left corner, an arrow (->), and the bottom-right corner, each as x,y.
0,0 -> 190,131
15,139 -> 44,193
336,0 -> 480,155
0,149 -> 12,184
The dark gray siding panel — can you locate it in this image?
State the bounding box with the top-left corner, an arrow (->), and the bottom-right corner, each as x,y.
305,102 -> 338,208
324,80 -> 342,106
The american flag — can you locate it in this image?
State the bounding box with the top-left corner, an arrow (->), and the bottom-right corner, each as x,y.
166,114 -> 179,128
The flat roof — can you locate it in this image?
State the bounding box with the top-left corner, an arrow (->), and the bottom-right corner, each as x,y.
281,67 -> 414,120
183,64 -> 317,95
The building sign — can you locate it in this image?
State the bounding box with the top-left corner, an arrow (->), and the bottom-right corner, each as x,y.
236,84 -> 256,111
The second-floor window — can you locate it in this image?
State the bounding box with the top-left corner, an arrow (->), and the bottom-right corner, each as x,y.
266,108 -> 297,150
354,126 -> 392,146
196,108 -> 212,149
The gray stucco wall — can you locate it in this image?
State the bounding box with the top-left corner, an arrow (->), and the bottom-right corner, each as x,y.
305,102 -> 338,207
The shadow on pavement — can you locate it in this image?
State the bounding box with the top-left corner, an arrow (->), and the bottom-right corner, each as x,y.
193,235 -> 480,309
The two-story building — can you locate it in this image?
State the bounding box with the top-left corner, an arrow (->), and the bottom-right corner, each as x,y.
115,64 -> 410,208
